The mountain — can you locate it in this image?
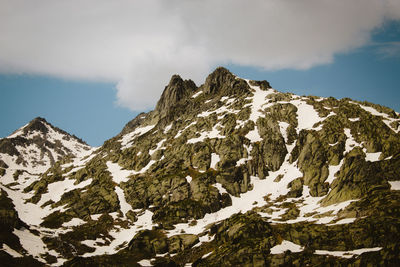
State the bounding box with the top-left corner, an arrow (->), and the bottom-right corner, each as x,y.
0,117 -> 92,266
1,67 -> 400,266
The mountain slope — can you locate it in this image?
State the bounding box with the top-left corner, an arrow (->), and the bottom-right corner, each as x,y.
0,117 -> 92,266
1,67 -> 400,266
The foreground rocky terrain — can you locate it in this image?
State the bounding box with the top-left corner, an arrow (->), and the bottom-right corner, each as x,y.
1,67 -> 400,266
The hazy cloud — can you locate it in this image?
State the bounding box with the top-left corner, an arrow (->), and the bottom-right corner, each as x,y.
1,0 -> 400,110
375,41 -> 400,58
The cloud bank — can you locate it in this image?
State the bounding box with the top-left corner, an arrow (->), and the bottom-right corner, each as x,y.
1,0 -> 400,110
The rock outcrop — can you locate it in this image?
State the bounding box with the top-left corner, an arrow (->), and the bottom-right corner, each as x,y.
155,74 -> 197,118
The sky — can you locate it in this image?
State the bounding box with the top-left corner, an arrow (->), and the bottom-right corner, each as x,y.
1,1 -> 400,146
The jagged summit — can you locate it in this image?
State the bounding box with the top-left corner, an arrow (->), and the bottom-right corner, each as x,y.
122,67 -> 274,134
155,67 -> 272,118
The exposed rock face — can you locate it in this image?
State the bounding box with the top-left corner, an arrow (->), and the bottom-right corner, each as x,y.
155,74 -> 197,118
1,67 -> 400,266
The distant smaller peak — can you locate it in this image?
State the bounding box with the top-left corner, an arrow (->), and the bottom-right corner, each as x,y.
25,117 -> 49,134
31,117 -> 48,124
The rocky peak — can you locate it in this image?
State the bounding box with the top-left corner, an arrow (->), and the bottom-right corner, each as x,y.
17,117 -> 87,145
0,117 -> 90,169
155,74 -> 197,116
23,117 -> 49,134
203,67 -> 236,94
202,66 -> 258,96
6,117 -> 49,139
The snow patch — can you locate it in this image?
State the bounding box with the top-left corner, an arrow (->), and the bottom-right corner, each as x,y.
290,99 -> 322,132
164,123 -> 173,134
82,210 -> 155,257
198,110 -> 214,118
1,244 -> 22,257
278,121 -> 290,143
210,153 -> 220,169
192,90 -> 203,98
326,160 -> 344,184
389,181 -> 400,190
38,178 -> 93,205
107,161 -> 135,184
90,214 -> 102,220
14,228 -> 47,260
120,125 -> 155,148
187,124 -> 224,144
344,128 -> 362,153
365,152 -> 381,162
62,218 -> 86,227
115,186 -> 133,216
315,247 -> 382,259
353,102 -> 388,117
270,240 -> 303,254
245,128 -> 262,142
149,139 -> 166,156
202,251 -> 213,259
213,183 -> 228,195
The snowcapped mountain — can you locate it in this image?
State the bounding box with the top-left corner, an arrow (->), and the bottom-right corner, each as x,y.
1,117 -> 91,173
1,67 -> 400,266
0,117 -> 92,265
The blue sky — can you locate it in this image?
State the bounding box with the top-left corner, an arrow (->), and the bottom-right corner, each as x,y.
1,2 -> 400,146
0,76 -> 137,146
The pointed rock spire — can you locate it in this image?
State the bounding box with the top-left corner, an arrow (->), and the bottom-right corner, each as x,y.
155,74 -> 197,116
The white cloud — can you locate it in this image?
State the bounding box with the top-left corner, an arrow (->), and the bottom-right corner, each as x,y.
1,0 -> 399,110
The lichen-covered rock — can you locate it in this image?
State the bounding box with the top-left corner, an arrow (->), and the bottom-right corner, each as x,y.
322,152 -> 390,206
168,234 -> 199,253
290,130 -> 329,197
155,74 -> 197,118
287,178 -> 303,198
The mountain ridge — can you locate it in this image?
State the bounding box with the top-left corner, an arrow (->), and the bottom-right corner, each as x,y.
1,67 -> 400,266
